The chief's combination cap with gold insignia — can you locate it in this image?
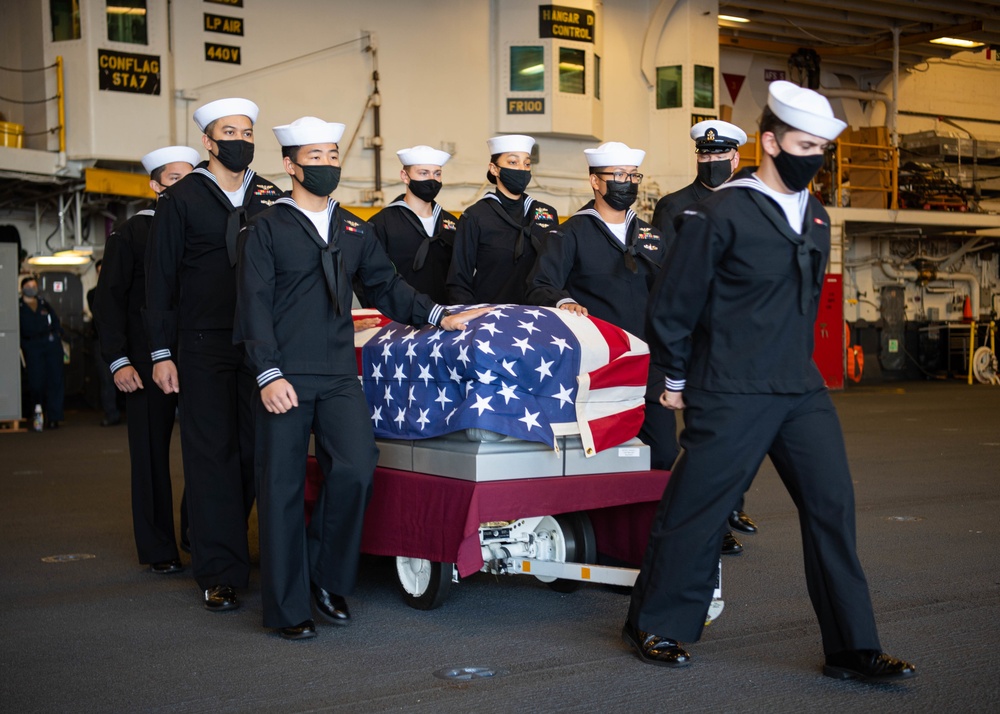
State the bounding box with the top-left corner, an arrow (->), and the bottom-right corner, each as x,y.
690,120 -> 748,154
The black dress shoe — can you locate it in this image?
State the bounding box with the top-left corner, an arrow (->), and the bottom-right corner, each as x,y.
621,620 -> 692,668
150,559 -> 183,574
721,531 -> 743,555
279,620 -> 317,640
203,585 -> 239,612
311,583 -> 350,625
824,649 -> 916,682
728,510 -> 758,534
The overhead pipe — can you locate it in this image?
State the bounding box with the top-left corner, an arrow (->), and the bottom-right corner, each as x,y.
880,262 -> 981,317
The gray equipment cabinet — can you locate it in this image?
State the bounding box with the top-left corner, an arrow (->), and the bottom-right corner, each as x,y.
0,244 -> 21,420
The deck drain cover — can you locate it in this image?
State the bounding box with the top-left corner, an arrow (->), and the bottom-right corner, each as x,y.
886,516 -> 923,522
433,666 -> 498,681
41,553 -> 96,563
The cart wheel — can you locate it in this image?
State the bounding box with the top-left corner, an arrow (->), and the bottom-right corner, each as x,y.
395,557 -> 453,610
533,512 -> 597,593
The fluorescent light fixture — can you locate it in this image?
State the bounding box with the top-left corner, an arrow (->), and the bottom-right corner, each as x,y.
53,245 -> 94,258
520,64 -> 545,75
106,6 -> 147,14
719,14 -> 750,24
929,37 -> 984,48
558,62 -> 584,72
27,254 -> 92,266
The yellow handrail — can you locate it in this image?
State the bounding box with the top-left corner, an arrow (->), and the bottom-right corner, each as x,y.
835,137 -> 899,210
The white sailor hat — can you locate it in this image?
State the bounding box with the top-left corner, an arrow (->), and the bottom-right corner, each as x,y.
584,141 -> 645,167
690,120 -> 748,153
397,145 -> 451,167
141,146 -> 201,174
272,117 -> 346,147
767,81 -> 847,141
192,97 -> 260,132
487,134 -> 535,155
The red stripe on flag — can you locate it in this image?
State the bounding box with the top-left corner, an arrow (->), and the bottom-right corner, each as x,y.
587,404 -> 646,454
587,353 -> 649,390
587,316 -> 631,361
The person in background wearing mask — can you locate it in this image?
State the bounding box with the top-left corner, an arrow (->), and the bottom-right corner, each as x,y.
651,120 -> 747,255
97,145 -> 200,576
623,82 -> 916,684
146,98 -> 281,613
527,142 -> 676,471
366,145 -> 456,305
236,117 -> 491,640
650,121 -> 758,556
18,275 -> 64,429
447,134 -> 558,305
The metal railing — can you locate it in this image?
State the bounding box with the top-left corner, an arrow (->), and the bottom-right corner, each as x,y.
835,136 -> 899,210
0,56 -> 65,152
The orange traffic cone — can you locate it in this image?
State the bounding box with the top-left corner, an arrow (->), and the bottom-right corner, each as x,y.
962,295 -> 973,323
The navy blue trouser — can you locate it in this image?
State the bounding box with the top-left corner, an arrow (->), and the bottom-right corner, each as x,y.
629,387 -> 881,655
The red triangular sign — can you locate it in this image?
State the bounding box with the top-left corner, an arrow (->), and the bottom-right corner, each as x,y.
723,73 -> 745,103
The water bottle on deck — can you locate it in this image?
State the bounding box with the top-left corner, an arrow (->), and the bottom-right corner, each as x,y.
33,404 -> 44,432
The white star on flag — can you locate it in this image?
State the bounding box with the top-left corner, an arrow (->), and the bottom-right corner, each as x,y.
429,342 -> 443,364
524,308 -> 544,319
554,383 -> 574,407
428,330 -> 443,342
476,369 -> 497,385
408,385 -> 417,406
518,320 -> 539,335
445,408 -> 457,425
512,337 -> 534,355
476,340 -> 495,355
401,329 -> 419,342
501,359 -> 518,377
471,394 -> 494,416
536,357 -> 554,380
451,329 -> 469,345
383,385 -> 393,404
405,342 -> 418,361
435,388 -> 452,409
498,382 -> 519,404
418,364 -> 433,386
457,345 -> 470,366
551,336 -> 572,354
518,408 -> 541,431
371,406 -> 383,426
381,343 -> 392,361
448,366 -> 462,383
377,329 -> 396,343
480,322 -> 502,336
393,364 -> 407,385
416,408 -> 430,429
371,364 -> 383,384
394,407 -> 406,427
465,381 -> 475,396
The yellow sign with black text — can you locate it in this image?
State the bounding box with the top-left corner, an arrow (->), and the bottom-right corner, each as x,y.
204,13 -> 244,35
97,50 -> 160,95
205,42 -> 241,65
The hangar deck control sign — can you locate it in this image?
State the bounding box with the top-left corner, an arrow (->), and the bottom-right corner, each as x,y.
98,50 -> 160,95
539,5 -> 595,43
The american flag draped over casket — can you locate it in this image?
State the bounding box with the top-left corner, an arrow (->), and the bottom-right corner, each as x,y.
353,305 -> 649,456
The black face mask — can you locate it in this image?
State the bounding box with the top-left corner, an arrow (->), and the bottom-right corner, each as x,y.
408,178 -> 442,203
772,144 -> 825,192
601,180 -> 638,211
697,159 -> 734,188
497,167 -> 531,196
22,285 -> 39,298
212,139 -> 255,173
295,164 -> 341,197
